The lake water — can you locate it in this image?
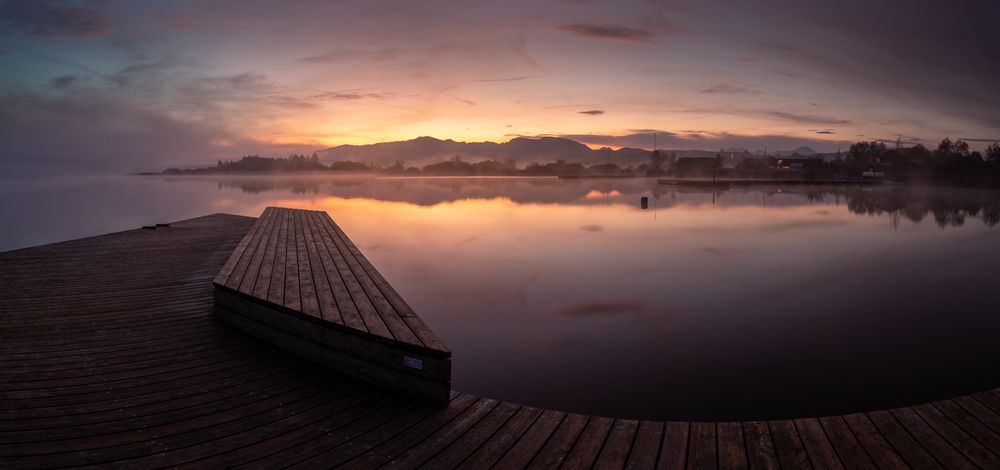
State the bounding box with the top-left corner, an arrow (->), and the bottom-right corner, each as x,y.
3,175 -> 999,420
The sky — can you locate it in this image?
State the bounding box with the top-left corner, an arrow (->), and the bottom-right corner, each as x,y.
1,0 -> 998,173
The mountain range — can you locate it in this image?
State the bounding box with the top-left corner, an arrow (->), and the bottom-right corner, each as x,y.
319,136 -> 770,167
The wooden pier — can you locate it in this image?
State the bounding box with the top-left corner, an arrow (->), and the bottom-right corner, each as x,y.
213,208 -> 450,404
2,212 -> 999,468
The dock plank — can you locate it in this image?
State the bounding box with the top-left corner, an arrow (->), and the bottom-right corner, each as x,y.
841,413 -> 907,470
769,419 -> 812,469
493,409 -> 566,469
459,405 -> 543,468
625,420 -> 664,469
297,209 -> 339,323
594,419 -> 638,469
264,207 -> 288,305
559,415 -> 614,469
659,421 -> 690,469
742,421 -> 779,470
527,413 -> 589,469
817,415 -> 877,469
717,421 -> 749,470
794,418 -> 844,469
308,211 -> 389,337
866,409 -> 942,468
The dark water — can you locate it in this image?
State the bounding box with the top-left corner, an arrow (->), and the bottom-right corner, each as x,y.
3,175 -> 999,420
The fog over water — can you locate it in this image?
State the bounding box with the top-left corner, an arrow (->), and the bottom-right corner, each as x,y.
4,175 -> 999,420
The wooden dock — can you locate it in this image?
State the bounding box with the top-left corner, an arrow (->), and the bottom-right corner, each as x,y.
213,207 -> 450,404
2,212 -> 999,468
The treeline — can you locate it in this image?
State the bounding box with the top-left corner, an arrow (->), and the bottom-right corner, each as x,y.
163,138 -> 1000,183
728,139 -> 1000,182
164,154 -> 372,174
163,154 -> 635,177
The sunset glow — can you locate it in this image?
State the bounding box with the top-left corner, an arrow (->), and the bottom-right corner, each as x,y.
2,1 -> 997,174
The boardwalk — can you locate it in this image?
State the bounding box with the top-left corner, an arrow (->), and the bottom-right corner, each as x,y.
2,213 -> 999,468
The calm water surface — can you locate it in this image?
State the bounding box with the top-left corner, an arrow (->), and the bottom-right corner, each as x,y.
3,175 -> 999,420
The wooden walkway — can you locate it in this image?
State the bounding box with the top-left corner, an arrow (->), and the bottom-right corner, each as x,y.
213,207 -> 450,403
2,213 -> 999,469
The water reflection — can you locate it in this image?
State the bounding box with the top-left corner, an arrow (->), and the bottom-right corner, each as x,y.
173,175 -> 1000,229
3,175 -> 998,420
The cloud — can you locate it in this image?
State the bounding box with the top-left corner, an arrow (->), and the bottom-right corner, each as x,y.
314,91 -> 385,100
555,23 -> 654,43
477,75 -> 538,83
747,1 -> 1000,129
551,130 -> 851,152
48,74 -> 77,89
1,0 -> 110,37
511,31 -> 544,70
295,47 -> 399,64
578,109 -> 604,116
811,129 -> 836,135
756,110 -> 850,125
677,106 -> 850,126
551,299 -> 647,317
701,83 -> 760,95
958,137 -> 1000,144
0,93 -> 228,174
579,224 -> 603,232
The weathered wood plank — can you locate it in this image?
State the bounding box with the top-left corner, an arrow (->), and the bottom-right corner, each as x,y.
659,421 -> 690,469
283,209 -> 302,312
559,415 -> 614,469
378,399 -> 500,468
418,402 -> 520,468
308,211 -> 390,337
866,409 -> 941,468
687,422 -> 717,469
817,415 -> 877,469
527,413 -> 589,469
894,405 -> 985,469
323,217 -> 448,352
840,413 -> 907,470
264,207 -> 288,305
224,207 -> 275,290
289,210 -> 320,319
625,420 -> 664,469
460,406 -> 544,468
493,409 -> 566,469
214,210 -> 266,285
769,419 -> 812,469
937,399 -> 1000,449
915,402 -> 1000,468
742,421 -> 779,470
717,421 -> 748,470
594,419 -> 638,469
302,211 -> 362,330
250,204 -> 283,299
794,418 -> 844,469
331,394 -> 480,469
297,209 -> 341,324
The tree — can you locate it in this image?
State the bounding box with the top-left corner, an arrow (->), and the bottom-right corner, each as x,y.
986,143 -> 1000,167
848,141 -> 887,166
935,138 -> 970,159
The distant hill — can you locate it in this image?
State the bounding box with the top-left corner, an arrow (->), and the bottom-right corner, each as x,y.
775,146 -> 818,157
318,136 -> 778,167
